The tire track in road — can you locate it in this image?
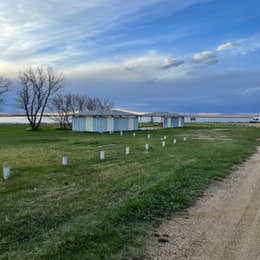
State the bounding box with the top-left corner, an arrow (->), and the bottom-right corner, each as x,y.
147,148 -> 260,260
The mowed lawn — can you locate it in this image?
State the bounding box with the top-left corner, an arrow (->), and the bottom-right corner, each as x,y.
0,124 -> 259,259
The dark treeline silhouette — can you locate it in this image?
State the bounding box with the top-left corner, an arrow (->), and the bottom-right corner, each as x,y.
14,66 -> 113,129
50,93 -> 114,129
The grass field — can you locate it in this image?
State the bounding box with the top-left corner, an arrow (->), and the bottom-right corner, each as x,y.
0,123 -> 259,259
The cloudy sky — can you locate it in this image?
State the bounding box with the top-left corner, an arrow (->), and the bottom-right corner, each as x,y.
1,0 -> 260,113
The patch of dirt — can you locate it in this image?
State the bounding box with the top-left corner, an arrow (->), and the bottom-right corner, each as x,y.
146,147 -> 260,260
183,129 -> 231,141
191,137 -> 232,141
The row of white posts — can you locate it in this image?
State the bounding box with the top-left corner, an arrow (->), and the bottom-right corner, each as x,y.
98,134 -> 186,161
2,134 -> 187,180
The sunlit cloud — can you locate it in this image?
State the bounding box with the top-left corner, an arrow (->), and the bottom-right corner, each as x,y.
0,0 -> 206,69
161,58 -> 184,69
216,42 -> 241,51
192,51 -> 218,64
65,52 -> 189,83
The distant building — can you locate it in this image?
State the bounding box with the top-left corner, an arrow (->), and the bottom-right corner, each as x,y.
143,112 -> 185,128
72,109 -> 185,132
72,110 -> 139,132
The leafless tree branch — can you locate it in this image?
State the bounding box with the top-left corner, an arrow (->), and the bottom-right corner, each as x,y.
50,93 -> 114,129
17,66 -> 63,129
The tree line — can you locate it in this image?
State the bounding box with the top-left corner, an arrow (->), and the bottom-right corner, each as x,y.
0,77 -> 10,103
0,66 -> 113,130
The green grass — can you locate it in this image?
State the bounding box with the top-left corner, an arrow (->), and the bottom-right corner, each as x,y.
139,122 -> 162,128
0,123 -> 259,259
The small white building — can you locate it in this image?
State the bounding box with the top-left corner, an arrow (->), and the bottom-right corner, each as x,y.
72,110 -> 139,132
143,112 -> 185,128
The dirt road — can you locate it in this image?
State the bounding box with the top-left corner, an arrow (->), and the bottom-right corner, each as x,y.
147,147 -> 260,260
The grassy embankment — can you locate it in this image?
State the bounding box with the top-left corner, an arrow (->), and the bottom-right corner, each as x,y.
0,123 -> 259,259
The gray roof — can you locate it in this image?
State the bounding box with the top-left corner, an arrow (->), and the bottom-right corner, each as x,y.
143,112 -> 182,117
144,112 -> 171,117
74,109 -> 138,117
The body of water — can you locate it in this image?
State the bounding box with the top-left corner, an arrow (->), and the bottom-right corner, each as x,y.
0,116 -> 251,124
186,117 -> 251,123
0,117 -> 56,124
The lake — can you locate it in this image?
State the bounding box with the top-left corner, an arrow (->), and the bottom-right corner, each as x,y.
0,116 -> 251,124
0,117 -> 56,124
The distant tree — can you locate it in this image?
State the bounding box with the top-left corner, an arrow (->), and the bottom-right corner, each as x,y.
17,66 -> 63,130
50,93 -> 78,129
0,76 -> 10,103
85,97 -> 114,111
51,93 -> 114,129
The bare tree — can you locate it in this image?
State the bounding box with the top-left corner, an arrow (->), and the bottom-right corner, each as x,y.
85,97 -> 114,111
0,77 -> 10,103
50,93 -> 77,129
51,93 -> 114,129
17,66 -> 63,129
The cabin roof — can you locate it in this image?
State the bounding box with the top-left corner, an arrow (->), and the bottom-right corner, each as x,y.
74,109 -> 137,117
143,112 -> 182,117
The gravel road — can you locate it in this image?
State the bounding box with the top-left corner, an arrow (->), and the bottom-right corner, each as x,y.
147,147 -> 260,260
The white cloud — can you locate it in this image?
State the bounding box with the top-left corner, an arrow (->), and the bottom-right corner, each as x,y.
216,42 -> 241,51
65,52 -> 190,83
123,53 -> 184,72
236,36 -> 260,54
161,58 -> 184,69
0,0 -> 207,70
215,36 -> 260,55
192,51 -> 218,64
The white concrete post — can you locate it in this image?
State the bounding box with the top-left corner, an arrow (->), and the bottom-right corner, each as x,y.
120,131 -> 123,136
164,136 -> 167,140
3,166 -> 10,180
147,134 -> 151,139
133,132 -> 136,137
173,138 -> 177,144
162,141 -> 166,147
62,156 -> 68,166
126,146 -> 130,155
100,151 -> 105,160
145,144 -> 149,152
184,137 -> 187,142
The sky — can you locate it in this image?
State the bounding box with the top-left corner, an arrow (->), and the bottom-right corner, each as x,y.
0,0 -> 260,113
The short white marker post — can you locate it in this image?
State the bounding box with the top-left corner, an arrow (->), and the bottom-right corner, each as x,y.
147,134 -> 151,139
3,166 -> 10,181
145,144 -> 149,152
120,131 -> 123,136
133,132 -> 136,137
173,138 -> 177,145
126,146 -> 130,155
100,151 -> 105,160
164,136 -> 167,140
62,156 -> 68,166
162,141 -> 166,147
183,137 -> 187,142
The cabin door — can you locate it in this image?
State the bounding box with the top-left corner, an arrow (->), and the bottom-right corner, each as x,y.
107,117 -> 114,132
128,118 -> 134,130
86,117 -> 93,131
178,117 -> 182,127
167,117 -> 172,128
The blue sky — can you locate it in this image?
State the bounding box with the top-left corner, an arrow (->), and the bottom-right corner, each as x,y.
1,0 -> 260,113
